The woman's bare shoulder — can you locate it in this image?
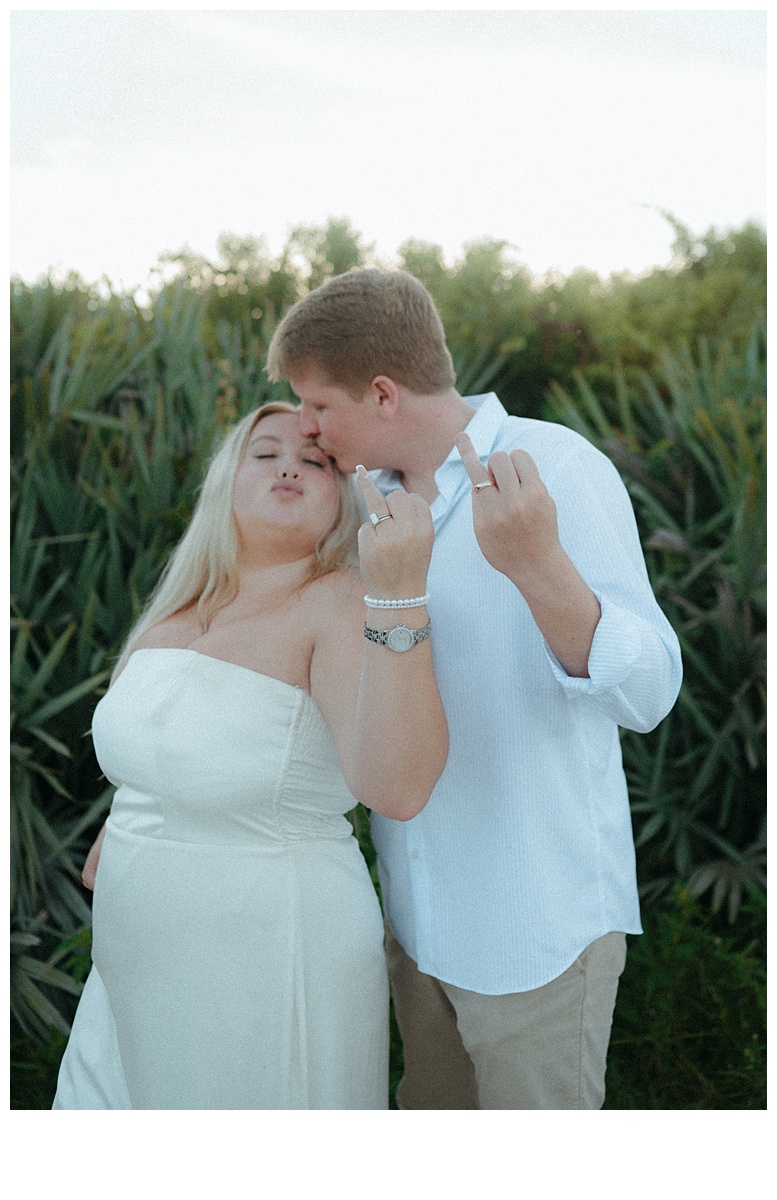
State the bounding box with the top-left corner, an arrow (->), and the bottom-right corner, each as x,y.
131,607 -> 200,653
304,567 -> 363,616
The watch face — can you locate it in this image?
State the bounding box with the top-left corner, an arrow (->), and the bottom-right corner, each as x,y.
387,625 -> 414,652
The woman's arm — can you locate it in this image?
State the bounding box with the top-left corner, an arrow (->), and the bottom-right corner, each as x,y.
82,821 -> 106,890
310,472 -> 448,822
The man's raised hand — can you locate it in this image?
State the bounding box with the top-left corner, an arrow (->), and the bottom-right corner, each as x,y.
455,432 -> 563,589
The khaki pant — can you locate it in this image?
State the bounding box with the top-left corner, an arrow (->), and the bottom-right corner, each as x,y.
385,925 -> 627,1110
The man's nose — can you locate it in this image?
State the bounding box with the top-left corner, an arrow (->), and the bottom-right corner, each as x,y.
298,404 -> 319,437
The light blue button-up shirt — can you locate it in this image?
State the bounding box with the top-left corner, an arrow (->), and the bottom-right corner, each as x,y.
369,393 -> 682,993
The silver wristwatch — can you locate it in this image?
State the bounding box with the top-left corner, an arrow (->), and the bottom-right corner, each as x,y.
364,620 -> 431,653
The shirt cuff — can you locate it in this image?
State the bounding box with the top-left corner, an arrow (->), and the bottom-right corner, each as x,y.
543,590 -> 643,693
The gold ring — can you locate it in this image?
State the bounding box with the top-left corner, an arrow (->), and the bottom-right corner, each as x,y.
473,481 -> 495,492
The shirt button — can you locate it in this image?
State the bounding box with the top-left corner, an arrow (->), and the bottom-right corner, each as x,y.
411,850 -> 420,860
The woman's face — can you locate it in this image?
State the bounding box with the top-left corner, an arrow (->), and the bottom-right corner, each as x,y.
232,411 -> 342,557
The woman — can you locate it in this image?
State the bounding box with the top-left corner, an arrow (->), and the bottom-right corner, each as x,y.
53,402 -> 447,1110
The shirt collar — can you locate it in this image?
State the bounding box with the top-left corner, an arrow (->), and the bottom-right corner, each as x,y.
370,392 -> 508,500
438,392 -> 508,481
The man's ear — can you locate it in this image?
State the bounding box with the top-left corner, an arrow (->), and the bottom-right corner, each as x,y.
368,375 -> 401,416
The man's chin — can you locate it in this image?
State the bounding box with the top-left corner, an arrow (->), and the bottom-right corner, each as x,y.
320,446 -> 364,475
331,455 -> 358,475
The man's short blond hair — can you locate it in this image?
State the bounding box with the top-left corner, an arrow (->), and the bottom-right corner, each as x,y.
266,269 -> 456,397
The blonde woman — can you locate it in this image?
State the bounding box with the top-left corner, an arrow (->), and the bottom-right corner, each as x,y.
53,402 -> 447,1110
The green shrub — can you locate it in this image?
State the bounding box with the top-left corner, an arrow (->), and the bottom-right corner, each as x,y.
10,1025 -> 69,1111
401,215 -> 767,420
549,321 -> 766,918
605,890 -> 766,1109
155,215 -> 766,424
10,278 -> 280,1039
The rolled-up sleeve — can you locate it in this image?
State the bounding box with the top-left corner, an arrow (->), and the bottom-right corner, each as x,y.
542,440 -> 683,732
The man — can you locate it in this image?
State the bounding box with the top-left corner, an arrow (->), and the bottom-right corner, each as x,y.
265,268 -> 682,1110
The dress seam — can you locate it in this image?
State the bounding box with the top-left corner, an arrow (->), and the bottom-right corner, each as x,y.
271,691 -> 308,847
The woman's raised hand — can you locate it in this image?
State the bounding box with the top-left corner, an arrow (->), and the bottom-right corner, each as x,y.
355,466 -> 434,601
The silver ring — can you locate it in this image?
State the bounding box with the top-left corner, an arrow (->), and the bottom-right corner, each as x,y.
369,512 -> 393,526
473,480 -> 495,492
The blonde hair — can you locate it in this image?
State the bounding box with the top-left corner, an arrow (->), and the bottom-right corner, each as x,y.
111,401 -> 361,681
266,269 -> 456,397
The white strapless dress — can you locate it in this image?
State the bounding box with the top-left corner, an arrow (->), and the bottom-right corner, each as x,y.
53,649 -> 389,1110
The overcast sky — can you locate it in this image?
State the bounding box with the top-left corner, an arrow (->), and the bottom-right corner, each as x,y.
10,6 -> 767,293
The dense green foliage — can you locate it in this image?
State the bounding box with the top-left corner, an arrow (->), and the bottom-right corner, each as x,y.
549,324 -> 766,917
9,215 -> 765,1108
10,282 -> 282,1043
155,211 -> 766,417
604,890 -> 766,1109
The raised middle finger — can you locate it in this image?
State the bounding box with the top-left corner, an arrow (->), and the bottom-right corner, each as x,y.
356,465 -> 393,527
487,450 -> 522,498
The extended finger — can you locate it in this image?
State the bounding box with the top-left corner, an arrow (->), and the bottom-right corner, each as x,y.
509,448 -> 541,487
355,465 -> 391,520
486,450 -> 527,500
455,432 -> 493,487
408,492 -> 434,525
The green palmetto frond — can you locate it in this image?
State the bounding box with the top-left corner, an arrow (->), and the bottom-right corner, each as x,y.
550,320 -> 765,919
9,276 -> 283,1040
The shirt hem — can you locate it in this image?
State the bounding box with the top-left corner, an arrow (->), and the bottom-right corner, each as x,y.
406,924 -> 644,996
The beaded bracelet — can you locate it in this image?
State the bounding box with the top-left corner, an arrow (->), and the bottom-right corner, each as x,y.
364,593 -> 430,610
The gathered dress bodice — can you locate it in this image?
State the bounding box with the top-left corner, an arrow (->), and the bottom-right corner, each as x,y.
94,648 -> 357,847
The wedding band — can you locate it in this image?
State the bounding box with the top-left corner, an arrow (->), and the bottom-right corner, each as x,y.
473,480 -> 495,492
369,512 -> 393,526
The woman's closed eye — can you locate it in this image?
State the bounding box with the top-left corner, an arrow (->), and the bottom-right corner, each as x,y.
255,452 -> 326,470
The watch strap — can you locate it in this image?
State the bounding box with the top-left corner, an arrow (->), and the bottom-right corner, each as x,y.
364,620 -> 432,652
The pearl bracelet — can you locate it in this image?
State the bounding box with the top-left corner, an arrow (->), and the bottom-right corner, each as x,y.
364,593 -> 430,610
